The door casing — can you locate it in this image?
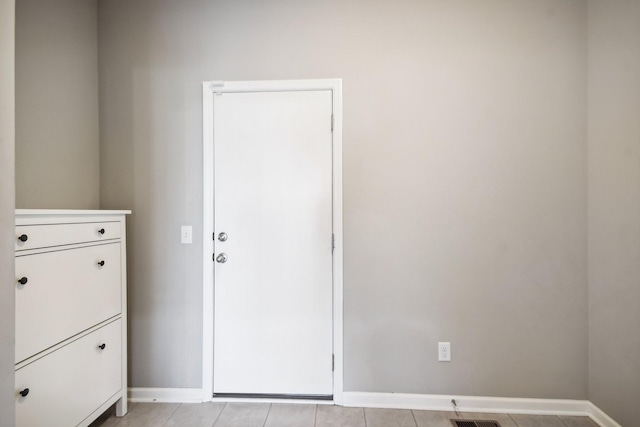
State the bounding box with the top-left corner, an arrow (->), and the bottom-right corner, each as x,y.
202,79 -> 343,404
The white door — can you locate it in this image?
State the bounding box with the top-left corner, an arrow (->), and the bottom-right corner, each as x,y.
213,90 -> 334,396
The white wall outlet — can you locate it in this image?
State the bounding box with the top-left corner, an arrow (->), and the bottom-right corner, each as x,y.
181,225 -> 192,244
438,342 -> 451,362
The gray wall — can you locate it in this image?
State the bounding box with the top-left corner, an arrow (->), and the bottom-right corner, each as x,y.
99,0 -> 589,397
0,0 -> 15,424
588,2 -> 640,426
15,0 -> 100,209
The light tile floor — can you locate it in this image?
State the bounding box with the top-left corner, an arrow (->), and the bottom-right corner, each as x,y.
90,402 -> 601,427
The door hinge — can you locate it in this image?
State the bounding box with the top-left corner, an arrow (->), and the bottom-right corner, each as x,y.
331,234 -> 335,253
332,354 -> 335,372
331,114 -> 334,132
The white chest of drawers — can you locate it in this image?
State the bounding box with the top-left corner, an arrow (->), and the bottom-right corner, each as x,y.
14,210 -> 130,427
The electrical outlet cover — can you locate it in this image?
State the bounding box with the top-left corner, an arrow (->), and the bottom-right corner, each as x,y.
438,341 -> 451,361
181,225 -> 193,244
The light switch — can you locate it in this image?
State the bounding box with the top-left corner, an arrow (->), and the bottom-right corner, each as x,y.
181,226 -> 192,244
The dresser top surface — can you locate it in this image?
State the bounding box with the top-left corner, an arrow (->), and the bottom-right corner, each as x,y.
16,209 -> 131,217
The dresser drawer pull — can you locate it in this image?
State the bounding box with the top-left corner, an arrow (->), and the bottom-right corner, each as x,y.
18,234 -> 28,242
98,228 -> 106,235
19,388 -> 29,397
18,277 -> 28,285
97,260 -> 105,267
98,343 -> 106,350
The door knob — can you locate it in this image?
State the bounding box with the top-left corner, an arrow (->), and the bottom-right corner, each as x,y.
217,232 -> 228,242
216,253 -> 228,263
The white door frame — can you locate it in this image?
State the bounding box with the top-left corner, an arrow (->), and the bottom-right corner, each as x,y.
202,79 -> 343,404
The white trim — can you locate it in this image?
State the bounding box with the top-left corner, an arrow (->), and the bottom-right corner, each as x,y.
129,387 -> 204,403
343,392 -> 625,426
343,392 -> 589,416
588,402 -> 623,427
201,79 -> 344,403
202,82 -> 215,402
331,79 -> 345,405
128,388 -> 621,427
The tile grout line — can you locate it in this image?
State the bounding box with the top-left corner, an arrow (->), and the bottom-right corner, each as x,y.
160,402 -> 182,427
555,415 -> 567,426
211,402 -> 228,427
362,407 -> 368,427
507,413 -> 519,427
410,409 -> 419,427
261,403 -> 272,427
313,404 -> 318,427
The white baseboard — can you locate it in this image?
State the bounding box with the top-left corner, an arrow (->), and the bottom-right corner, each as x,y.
128,387 -> 336,405
343,392 -> 588,415
343,392 -> 621,427
588,402 -> 623,427
127,388 -> 621,427
128,387 -> 204,403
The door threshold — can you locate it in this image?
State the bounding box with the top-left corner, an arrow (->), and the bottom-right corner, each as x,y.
212,393 -> 334,404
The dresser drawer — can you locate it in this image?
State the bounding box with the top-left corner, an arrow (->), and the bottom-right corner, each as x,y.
15,243 -> 122,362
15,319 -> 122,427
15,221 -> 121,251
